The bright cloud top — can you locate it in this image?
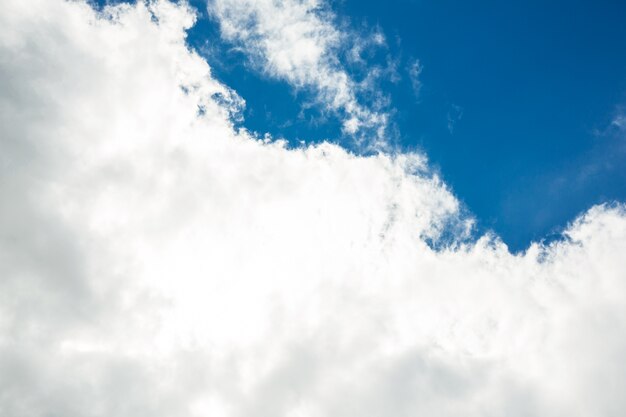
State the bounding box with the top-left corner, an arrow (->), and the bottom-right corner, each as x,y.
1,1 -> 626,417
208,0 -> 389,142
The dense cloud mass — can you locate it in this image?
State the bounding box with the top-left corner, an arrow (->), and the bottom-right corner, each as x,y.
1,1 -> 626,416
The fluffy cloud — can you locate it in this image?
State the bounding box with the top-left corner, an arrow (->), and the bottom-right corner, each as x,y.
1,1 -> 626,417
207,0 -> 389,142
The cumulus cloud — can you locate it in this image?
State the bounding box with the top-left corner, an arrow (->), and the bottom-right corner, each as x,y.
207,0 -> 389,143
1,1 -> 626,417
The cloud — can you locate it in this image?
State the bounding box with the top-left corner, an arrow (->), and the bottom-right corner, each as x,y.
1,1 -> 626,417
611,106 -> 626,132
447,103 -> 463,134
408,59 -> 423,100
593,104 -> 626,137
207,0 -> 389,144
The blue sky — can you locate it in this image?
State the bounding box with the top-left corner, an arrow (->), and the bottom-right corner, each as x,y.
98,0 -> 626,251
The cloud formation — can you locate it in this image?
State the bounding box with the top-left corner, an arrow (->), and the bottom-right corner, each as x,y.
1,1 -> 626,417
207,0 -> 389,143
408,59 -> 423,100
612,106 -> 626,131
447,104 -> 463,134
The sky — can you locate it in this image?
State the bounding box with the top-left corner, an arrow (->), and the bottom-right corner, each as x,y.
1,0 -> 626,416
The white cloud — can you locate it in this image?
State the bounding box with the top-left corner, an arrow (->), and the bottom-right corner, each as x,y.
207,0 -> 389,144
1,1 -> 626,417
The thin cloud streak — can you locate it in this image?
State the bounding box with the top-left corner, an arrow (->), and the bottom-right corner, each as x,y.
408,59 -> 423,100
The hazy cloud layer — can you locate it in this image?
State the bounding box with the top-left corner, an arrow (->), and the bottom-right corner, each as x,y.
1,1 -> 626,417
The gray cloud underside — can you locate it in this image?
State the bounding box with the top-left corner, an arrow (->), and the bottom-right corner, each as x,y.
1,1 -> 626,416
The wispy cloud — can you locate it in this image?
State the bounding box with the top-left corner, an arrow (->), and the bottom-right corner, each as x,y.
207,0 -> 390,146
407,58 -> 423,100
611,106 -> 626,131
447,103 -> 463,133
591,103 -> 626,139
